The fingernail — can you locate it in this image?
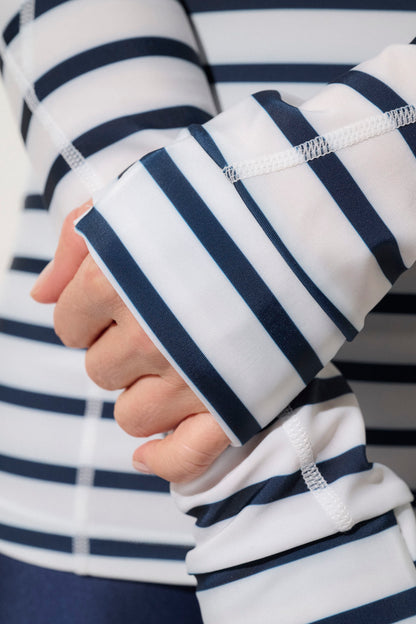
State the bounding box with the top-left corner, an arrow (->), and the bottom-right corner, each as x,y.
133,460 -> 152,474
30,260 -> 55,298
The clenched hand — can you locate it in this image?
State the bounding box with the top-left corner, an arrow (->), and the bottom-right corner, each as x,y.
31,202 -> 230,483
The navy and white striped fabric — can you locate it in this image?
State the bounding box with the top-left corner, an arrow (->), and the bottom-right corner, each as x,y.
1,1 -> 416,622
77,42 -> 416,445
0,0 -> 215,586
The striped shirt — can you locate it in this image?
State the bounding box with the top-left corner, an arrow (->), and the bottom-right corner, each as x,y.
1,1 -> 416,621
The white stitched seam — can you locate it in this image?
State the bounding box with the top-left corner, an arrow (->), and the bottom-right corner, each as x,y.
282,412 -> 353,533
72,395 -> 102,574
223,104 -> 416,183
19,0 -> 35,79
0,33 -> 104,197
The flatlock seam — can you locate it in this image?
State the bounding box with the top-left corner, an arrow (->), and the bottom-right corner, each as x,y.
223,104 -> 416,183
0,14 -> 103,197
282,411 -> 354,533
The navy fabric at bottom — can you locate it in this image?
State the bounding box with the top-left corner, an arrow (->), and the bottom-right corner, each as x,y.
0,552 -> 203,624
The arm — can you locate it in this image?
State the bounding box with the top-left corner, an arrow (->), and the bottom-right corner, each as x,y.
30,37 -> 416,621
0,0 -> 217,221
75,43 -> 416,446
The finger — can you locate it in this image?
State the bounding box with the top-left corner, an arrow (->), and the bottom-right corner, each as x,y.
114,373 -> 206,437
30,200 -> 92,303
54,254 -> 124,348
85,317 -> 169,391
132,413 -> 230,483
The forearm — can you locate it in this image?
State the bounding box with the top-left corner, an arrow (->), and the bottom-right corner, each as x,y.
76,43 -> 416,445
0,0 -> 216,223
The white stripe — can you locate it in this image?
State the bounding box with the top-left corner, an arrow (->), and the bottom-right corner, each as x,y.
0,333 -> 87,397
193,9 -> 416,65
0,541 -> 192,585
196,523 -> 416,624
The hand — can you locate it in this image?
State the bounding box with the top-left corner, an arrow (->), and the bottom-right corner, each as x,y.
31,203 -> 230,483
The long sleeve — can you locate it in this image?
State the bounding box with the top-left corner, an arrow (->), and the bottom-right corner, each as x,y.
77,43 -> 416,446
0,0 -> 217,226
171,363 -> 416,622
74,45 -> 416,621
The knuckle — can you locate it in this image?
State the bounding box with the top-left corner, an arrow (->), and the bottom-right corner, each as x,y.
126,321 -> 161,361
79,257 -> 120,311
174,446 -> 215,482
85,350 -> 120,391
114,394 -> 153,438
53,306 -> 82,348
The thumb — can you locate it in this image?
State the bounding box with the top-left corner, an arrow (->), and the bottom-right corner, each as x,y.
30,200 -> 92,303
133,413 -> 230,483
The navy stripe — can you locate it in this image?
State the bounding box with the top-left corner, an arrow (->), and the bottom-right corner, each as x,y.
0,318 -> 62,346
206,63 -> 351,84
0,452 -> 170,492
196,511 -> 396,590
43,105 -> 212,208
366,428 -> 416,446
22,38 -> 201,141
36,38 -> 200,102
2,15 -> 18,46
93,470 -> 169,493
101,402 -> 116,419
0,521 -> 72,553
10,256 -> 50,274
0,453 -> 76,485
143,148 -> 322,383
189,124 -> 357,341
24,194 -> 47,210
183,0 -> 416,11
311,587 -> 416,624
372,293 -> 416,314
189,445 -> 371,528
334,70 -> 416,158
335,360 -> 416,383
0,520 -> 191,560
90,539 -> 190,560
0,382 -> 85,415
20,102 -> 31,144
290,375 -> 352,410
76,207 -> 260,444
254,91 -> 407,284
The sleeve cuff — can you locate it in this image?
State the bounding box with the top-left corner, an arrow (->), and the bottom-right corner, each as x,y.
76,44 -> 416,445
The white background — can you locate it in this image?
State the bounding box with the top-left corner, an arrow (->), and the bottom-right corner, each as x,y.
0,80 -> 29,273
